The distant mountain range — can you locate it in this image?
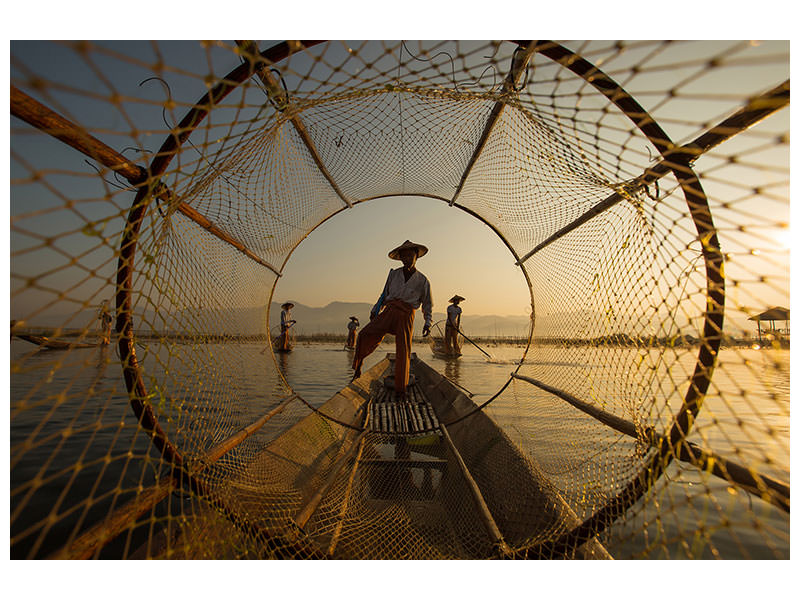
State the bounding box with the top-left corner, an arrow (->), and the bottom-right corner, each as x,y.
16,299 -> 764,339
270,301 -> 532,338
16,300 -> 533,338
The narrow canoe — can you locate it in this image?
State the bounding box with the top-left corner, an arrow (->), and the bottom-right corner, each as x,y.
141,354 -> 610,559
14,333 -> 101,350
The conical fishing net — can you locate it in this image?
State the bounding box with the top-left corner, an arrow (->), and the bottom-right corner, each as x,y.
10,40 -> 789,559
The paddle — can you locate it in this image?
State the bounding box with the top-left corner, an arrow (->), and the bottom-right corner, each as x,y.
457,328 -> 492,359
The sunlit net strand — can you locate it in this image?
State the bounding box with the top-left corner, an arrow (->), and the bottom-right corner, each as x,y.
128,215 -> 279,454
513,176 -> 709,519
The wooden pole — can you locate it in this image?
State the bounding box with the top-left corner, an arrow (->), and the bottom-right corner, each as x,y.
49,477 -> 178,560
294,430 -> 369,529
511,372 -> 654,440
236,40 -> 352,209
511,372 -> 789,513
11,86 -> 146,183
50,394 -> 299,559
438,422 -> 512,557
326,404 -> 372,556
449,42 -> 536,206
515,79 -> 790,265
11,85 -> 282,277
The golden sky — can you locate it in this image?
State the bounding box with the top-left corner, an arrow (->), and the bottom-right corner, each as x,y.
274,196 -> 533,316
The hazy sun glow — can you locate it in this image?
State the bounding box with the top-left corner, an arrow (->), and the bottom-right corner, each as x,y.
773,227 -> 792,250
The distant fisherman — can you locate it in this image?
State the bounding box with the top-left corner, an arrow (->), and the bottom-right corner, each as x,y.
445,295 -> 464,355
99,302 -> 113,345
352,240 -> 432,400
346,316 -> 359,349
278,302 -> 296,351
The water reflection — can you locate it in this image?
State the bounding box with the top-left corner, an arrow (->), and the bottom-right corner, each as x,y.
443,356 -> 461,387
277,349 -> 290,380
10,340 -> 789,559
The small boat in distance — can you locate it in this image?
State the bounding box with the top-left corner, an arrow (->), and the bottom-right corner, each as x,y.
272,338 -> 294,353
429,338 -> 461,358
428,320 -> 462,358
271,324 -> 295,353
14,333 -> 101,350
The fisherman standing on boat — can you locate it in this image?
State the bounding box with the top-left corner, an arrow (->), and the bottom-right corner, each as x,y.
99,302 -> 113,345
352,240 -> 432,400
346,316 -> 359,349
444,295 -> 464,355
278,302 -> 296,351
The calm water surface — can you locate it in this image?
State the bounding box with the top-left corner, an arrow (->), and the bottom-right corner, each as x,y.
10,339 -> 789,558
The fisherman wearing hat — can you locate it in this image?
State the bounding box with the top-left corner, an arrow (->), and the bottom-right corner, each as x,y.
345,316 -> 359,350
445,295 -> 464,355
99,301 -> 113,345
352,240 -> 433,400
278,302 -> 296,351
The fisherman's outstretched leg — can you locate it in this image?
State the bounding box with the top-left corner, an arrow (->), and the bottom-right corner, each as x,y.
352,312 -> 390,378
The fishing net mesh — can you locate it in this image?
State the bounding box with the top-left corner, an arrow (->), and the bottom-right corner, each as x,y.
10,40 -> 789,559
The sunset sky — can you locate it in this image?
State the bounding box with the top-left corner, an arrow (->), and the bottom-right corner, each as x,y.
274,196 -> 532,316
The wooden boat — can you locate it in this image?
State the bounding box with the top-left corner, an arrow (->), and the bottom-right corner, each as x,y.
428,337 -> 461,358
431,348 -> 462,359
272,332 -> 294,353
144,353 -> 610,559
14,333 -> 101,350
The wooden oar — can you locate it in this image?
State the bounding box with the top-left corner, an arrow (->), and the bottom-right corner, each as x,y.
457,328 -> 492,359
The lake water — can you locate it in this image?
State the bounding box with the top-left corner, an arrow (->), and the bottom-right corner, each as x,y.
9,338 -> 789,559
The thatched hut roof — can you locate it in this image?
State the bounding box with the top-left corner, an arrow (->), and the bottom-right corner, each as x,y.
748,307 -> 790,321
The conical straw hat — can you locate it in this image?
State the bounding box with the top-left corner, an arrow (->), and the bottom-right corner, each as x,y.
388,240 -> 428,260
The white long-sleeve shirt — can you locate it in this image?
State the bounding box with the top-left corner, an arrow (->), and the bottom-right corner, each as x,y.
446,304 -> 462,328
373,268 -> 433,328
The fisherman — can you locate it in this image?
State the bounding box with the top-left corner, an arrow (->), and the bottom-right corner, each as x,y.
352,240 -> 432,400
346,316 -> 359,349
99,302 -> 113,345
278,302 -> 296,351
445,295 -> 464,355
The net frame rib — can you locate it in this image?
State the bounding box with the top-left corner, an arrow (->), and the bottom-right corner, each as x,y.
50,393 -> 301,559
9,86 -> 282,277
449,41 -> 537,206
514,78 -> 791,265
236,40 -> 353,209
497,39 -> 728,554
510,373 -> 789,513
